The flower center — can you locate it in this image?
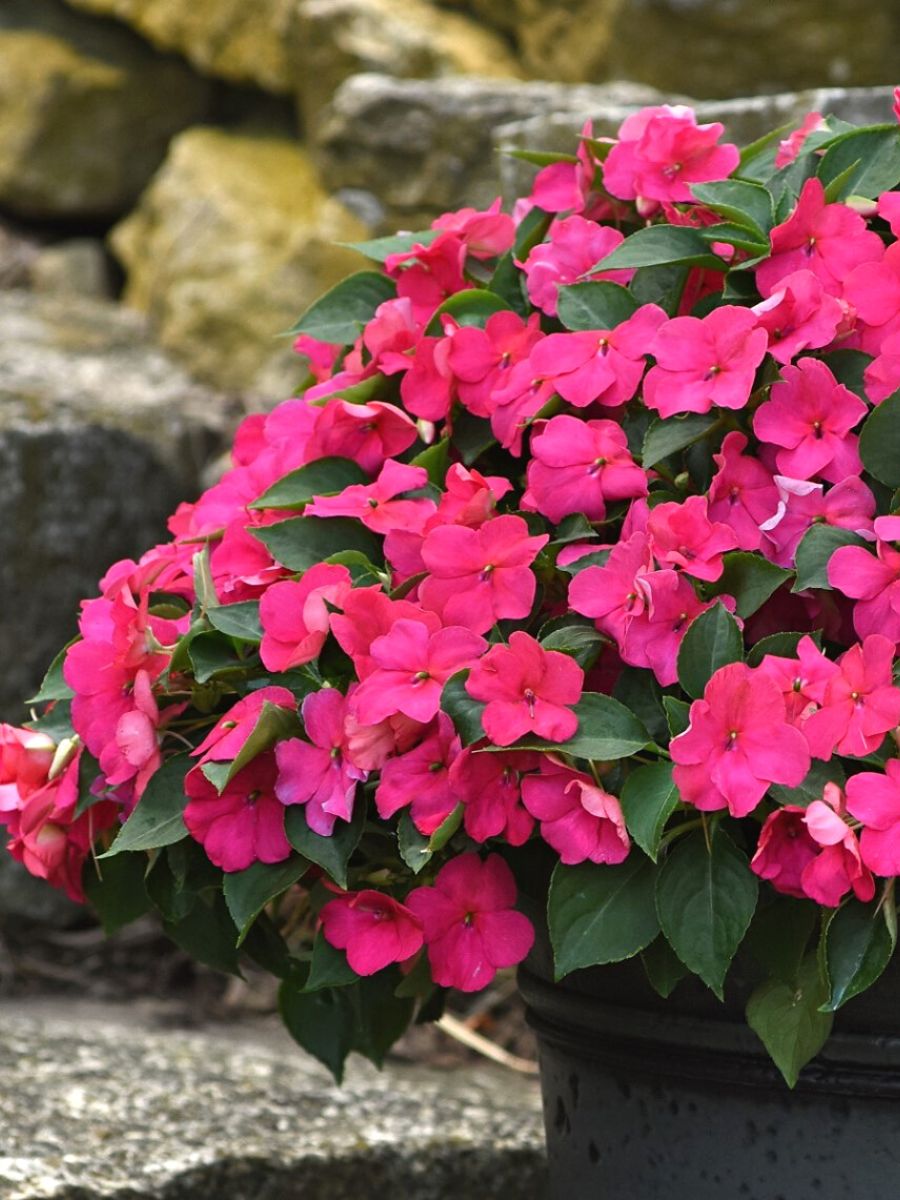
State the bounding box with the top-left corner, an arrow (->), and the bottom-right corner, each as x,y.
523,687 -> 537,717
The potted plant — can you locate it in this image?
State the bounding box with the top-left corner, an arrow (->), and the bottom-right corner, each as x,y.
6,95 -> 900,1199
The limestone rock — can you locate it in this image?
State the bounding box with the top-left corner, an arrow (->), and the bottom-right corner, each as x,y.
294,0 -> 521,129
111,128 -> 369,396
64,0 -> 296,94
0,0 -> 211,220
316,74 -> 664,227
30,239 -> 115,300
0,999 -> 547,1199
0,291 -> 231,717
0,221 -> 40,289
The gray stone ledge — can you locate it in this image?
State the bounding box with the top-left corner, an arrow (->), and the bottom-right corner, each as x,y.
0,998 -> 547,1199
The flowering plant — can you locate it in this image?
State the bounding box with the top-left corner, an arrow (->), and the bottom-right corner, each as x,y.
7,98 -> 900,1087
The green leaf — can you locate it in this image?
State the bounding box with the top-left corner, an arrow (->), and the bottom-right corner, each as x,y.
27,642 -> 75,704
397,811 -> 433,873
539,622 -> 604,670
820,349 -> 872,400
769,757 -> 846,807
556,281 -> 638,331
708,552 -> 792,619
504,148 -> 579,167
549,854 -> 660,978
631,263 -> 689,316
287,271 -> 396,343
690,179 -> 774,240
792,524 -> 866,592
223,855 -> 308,945
698,223 -> 767,255
859,390 -> 900,486
163,890 -> 242,976
747,955 -> 833,1087
279,979 -> 355,1082
188,631 -> 244,683
612,666 -> 667,744
509,692 -> 649,762
284,801 -> 365,890
487,252 -> 528,316
817,125 -> 900,200
747,631 -> 813,668
641,413 -> 720,468
222,702 -> 302,787
822,897 -> 896,1011
101,753 -> 190,856
676,602 -> 743,699
620,761 -> 679,862
206,601 -> 263,643
424,288 -> 510,335
641,935 -> 688,998
324,549 -> 384,586
746,897 -> 818,985
251,515 -> 383,572
451,410 -> 495,465
250,457 -> 369,511
513,205 -> 552,260
410,438 -> 449,486
663,695 -> 691,737
26,700 -> 74,743
350,970 -> 415,1069
305,931 -> 359,992
74,749 -> 104,818
656,827 -> 758,998
427,802 -> 463,852
440,670 -> 486,745
83,851 -> 151,934
344,229 -> 439,262
594,224 -> 726,272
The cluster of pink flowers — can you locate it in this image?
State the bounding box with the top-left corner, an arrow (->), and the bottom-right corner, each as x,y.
7,97 -> 900,1080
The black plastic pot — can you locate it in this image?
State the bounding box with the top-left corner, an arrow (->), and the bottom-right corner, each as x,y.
519,924 -> 900,1200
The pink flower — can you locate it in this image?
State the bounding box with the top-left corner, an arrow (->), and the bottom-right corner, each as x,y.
522,415 -> 647,524
259,564 -> 353,672
800,783 -> 874,907
760,475 -> 875,568
184,754 -> 291,873
399,335 -> 455,422
293,334 -> 341,381
431,198 -> 515,259
448,311 -> 543,418
465,631 -> 583,746
801,635 -> 900,759
526,304 -> 667,410
375,714 -> 462,835
671,662 -> 811,818
419,514 -> 548,635
191,687 -> 297,765
530,120 -> 598,215
863,329 -> 900,404
319,890 -> 424,975
568,532 -> 654,646
0,725 -> 54,811
486,359 -> 558,455
647,495 -> 738,581
756,177 -> 883,298
840,241 -> 900,356
755,634 -> 837,726
751,269 -> 844,363
828,536 -> 900,643
774,112 -> 825,168
330,588 -> 440,681
707,432 -> 780,551
385,232 -> 467,324
522,215 -> 631,317
447,745 -> 538,846
305,459 -> 436,536
304,399 -> 417,474
360,297 -> 419,371
274,689 -> 366,836
603,105 -> 740,206
521,759 -> 630,865
751,806 -> 819,898
643,307 -> 768,417
621,568 -> 717,686
406,853 -> 534,992
752,358 -> 866,483
350,619 -> 486,725
845,759 -> 900,877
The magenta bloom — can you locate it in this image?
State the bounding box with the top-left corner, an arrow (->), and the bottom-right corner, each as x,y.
671,662 -> 811,818
753,358 -> 866,483
829,536 -> 900,644
448,745 -> 539,846
845,759 -> 900,877
406,853 -> 534,993
522,215 -> 631,316
319,890 -> 424,976
351,619 -> 486,726
647,495 -> 738,582
643,306 -> 768,417
801,635 -> 900,759
304,399 -> 417,474
330,588 -> 440,682
431,199 -> 515,259
465,631 -> 583,746
522,415 -> 648,524
756,177 -> 883,298
305,459 -> 436,535
774,112 -> 825,169
751,806 -> 819,899
800,784 -> 874,907
760,476 -> 875,569
375,714 -> 462,835
184,754 -> 291,873
530,120 -> 598,215
621,568 -> 714,686
755,635 -> 837,727
419,514 -> 548,635
385,231 -> 467,324
275,689 -> 366,836
448,310 -> 543,418
521,760 -> 630,865
843,241 -> 900,356
191,686 -> 297,765
525,304 -> 667,410
568,532 -> 654,646
603,105 -> 739,206
863,329 -> 900,404
259,563 -> 352,672
707,432 -> 779,552
399,335 -> 455,422
751,269 -> 844,364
